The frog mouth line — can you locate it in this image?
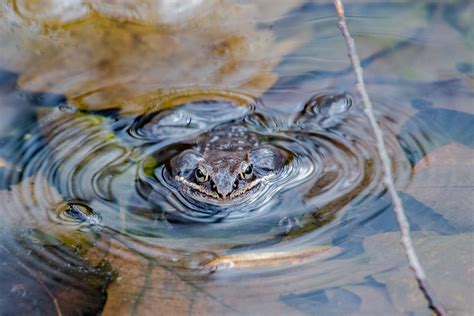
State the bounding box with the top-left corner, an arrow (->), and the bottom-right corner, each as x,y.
175,174 -> 274,202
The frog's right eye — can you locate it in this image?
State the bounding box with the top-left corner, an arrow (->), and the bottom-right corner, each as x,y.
195,167 -> 208,183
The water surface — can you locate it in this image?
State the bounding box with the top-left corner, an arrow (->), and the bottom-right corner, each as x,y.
0,1 -> 473,315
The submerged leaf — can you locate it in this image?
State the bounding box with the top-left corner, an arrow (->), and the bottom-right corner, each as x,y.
204,246 -> 341,271
99,239 -> 231,315
364,232 -> 474,315
0,0 -> 308,114
412,143 -> 474,174
405,143 -> 474,229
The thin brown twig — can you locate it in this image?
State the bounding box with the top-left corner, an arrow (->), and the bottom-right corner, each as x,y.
331,1 -> 446,315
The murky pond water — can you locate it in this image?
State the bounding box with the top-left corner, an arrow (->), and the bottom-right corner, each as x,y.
1,1 -> 473,315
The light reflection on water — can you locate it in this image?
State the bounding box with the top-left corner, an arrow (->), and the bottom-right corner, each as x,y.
0,0 -> 473,314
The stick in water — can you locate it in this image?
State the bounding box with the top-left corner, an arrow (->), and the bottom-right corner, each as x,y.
331,1 -> 446,315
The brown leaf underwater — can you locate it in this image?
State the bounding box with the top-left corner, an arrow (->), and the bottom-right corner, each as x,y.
405,143 -> 474,229
363,232 -> 474,315
0,0 -> 308,114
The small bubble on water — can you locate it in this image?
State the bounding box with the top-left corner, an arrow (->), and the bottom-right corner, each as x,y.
56,201 -> 101,225
10,284 -> 27,297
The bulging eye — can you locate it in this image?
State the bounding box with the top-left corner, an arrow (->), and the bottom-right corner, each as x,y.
195,167 -> 208,183
240,164 -> 253,180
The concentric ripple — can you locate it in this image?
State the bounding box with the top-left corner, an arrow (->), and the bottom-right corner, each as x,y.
0,90 -> 411,263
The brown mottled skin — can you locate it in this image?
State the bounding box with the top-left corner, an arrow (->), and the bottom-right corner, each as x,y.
170,126 -> 285,204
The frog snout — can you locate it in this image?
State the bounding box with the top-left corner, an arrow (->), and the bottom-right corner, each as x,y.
213,170 -> 235,198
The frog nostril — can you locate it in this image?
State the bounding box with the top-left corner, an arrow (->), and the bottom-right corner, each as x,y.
211,180 -> 217,191
216,187 -> 232,199
233,180 -> 239,189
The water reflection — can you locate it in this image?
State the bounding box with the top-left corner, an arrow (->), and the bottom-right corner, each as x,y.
0,0 -> 473,314
0,87 -> 411,311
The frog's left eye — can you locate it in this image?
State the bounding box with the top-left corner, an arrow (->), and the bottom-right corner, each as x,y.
240,164 -> 253,180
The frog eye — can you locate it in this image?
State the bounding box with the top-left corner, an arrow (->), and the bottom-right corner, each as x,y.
195,167 -> 208,183
240,164 -> 253,180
